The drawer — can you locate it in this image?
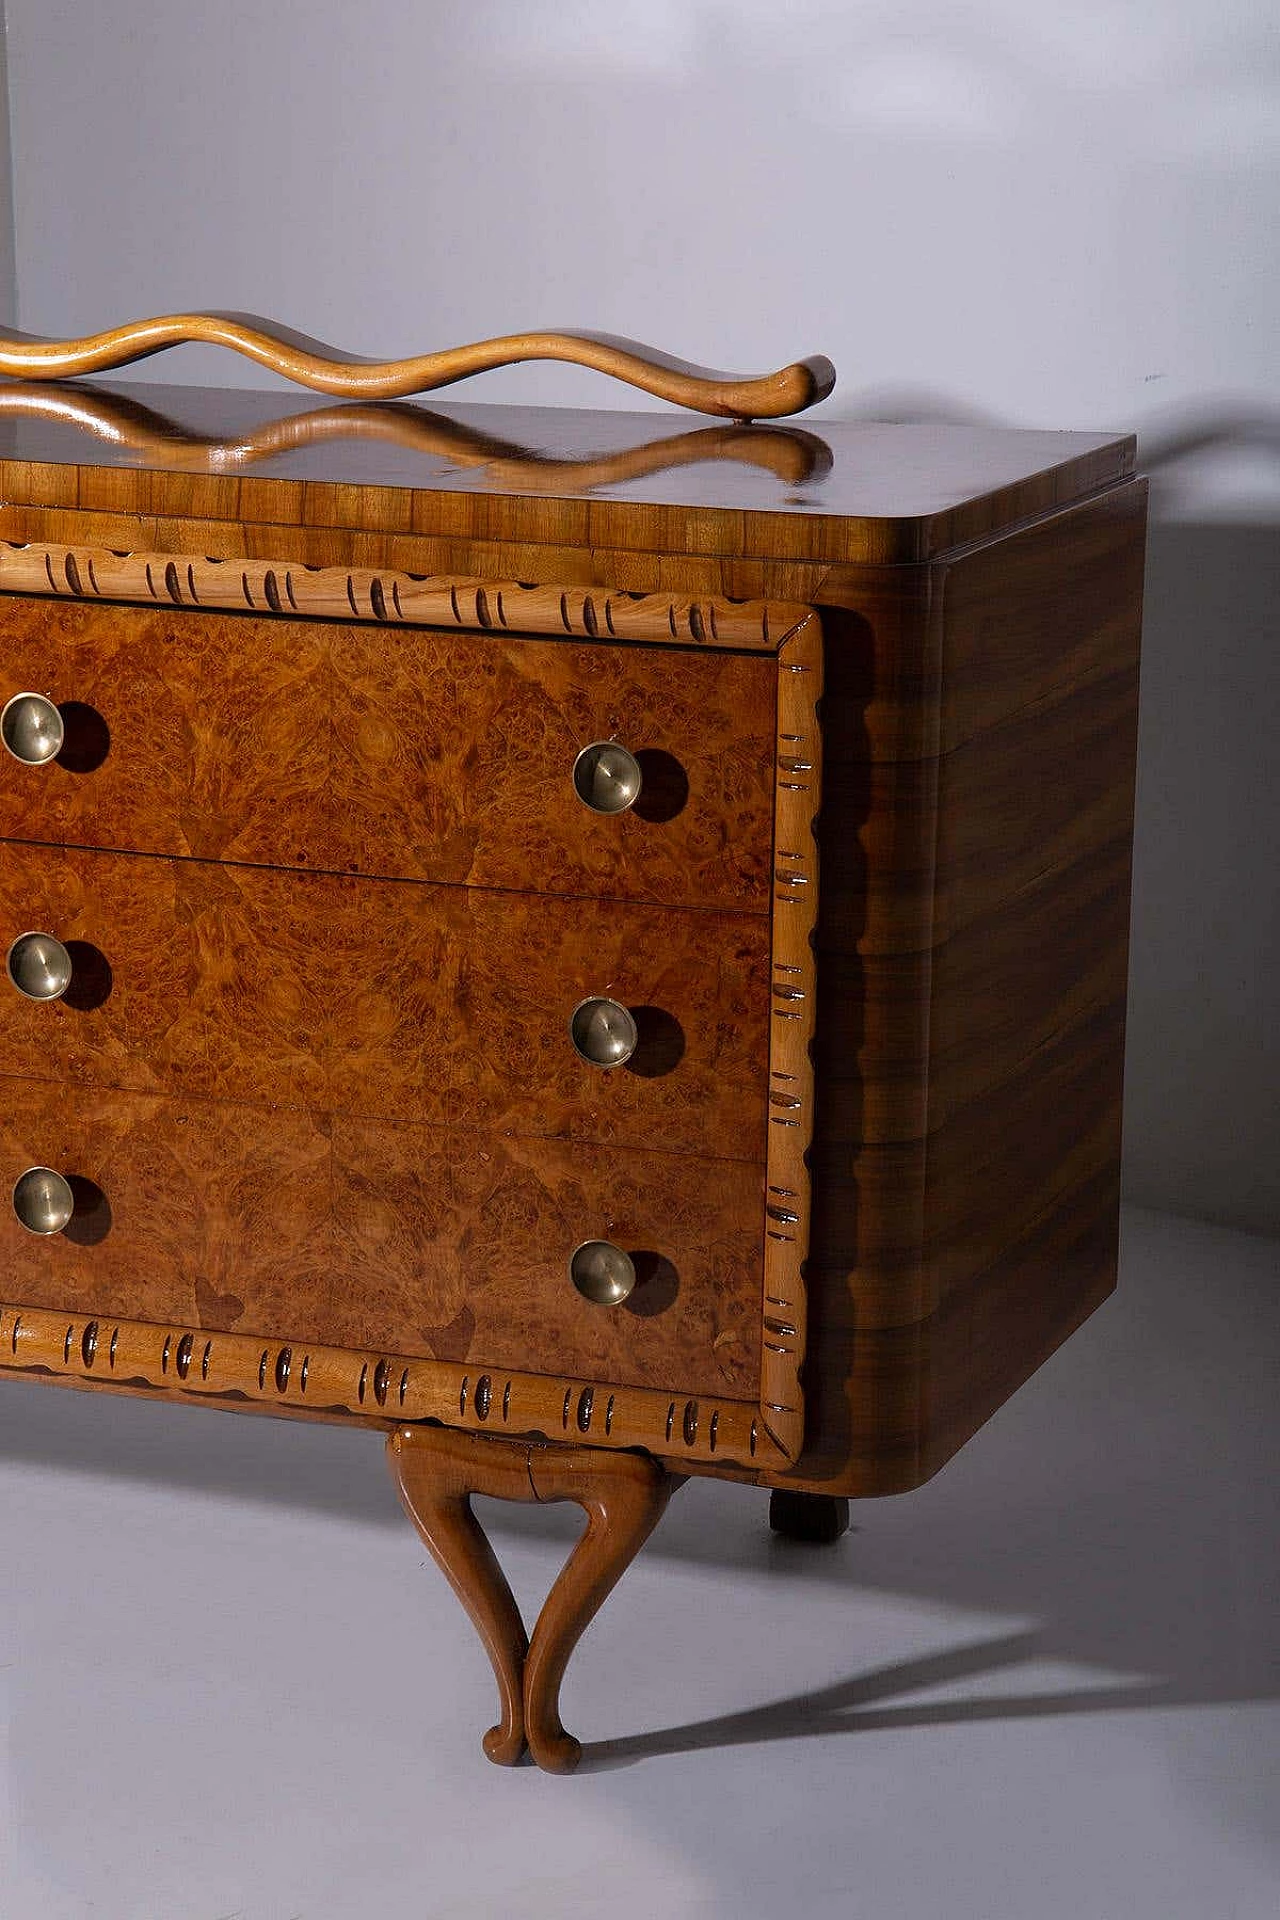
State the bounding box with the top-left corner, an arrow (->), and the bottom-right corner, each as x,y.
0,1078 -> 764,1398
0,845 -> 769,1157
0,595 -> 776,911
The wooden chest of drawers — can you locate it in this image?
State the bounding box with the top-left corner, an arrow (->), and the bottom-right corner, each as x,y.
0,366 -> 1146,1770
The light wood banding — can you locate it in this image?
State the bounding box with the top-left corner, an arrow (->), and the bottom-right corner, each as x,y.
0,1297 -> 785,1470
0,399 -> 1147,1505
0,538 -> 812,650
758,614 -> 822,1464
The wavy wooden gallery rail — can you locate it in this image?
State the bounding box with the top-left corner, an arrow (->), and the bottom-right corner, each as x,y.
0,316 -> 836,419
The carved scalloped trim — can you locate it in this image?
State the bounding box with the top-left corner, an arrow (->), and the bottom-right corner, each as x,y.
759,614 -> 822,1464
0,316 -> 836,418
0,562 -> 821,1471
0,1302 -> 790,1471
0,539 -> 810,652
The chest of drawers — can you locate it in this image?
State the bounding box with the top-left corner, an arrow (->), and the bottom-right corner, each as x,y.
0,340 -> 1146,1771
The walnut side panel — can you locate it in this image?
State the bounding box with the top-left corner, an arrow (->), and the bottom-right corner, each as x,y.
784,487 -> 1146,1494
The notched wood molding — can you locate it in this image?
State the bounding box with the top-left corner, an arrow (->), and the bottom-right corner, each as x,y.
0,1300 -> 794,1471
0,538 -> 811,652
760,612 -> 822,1464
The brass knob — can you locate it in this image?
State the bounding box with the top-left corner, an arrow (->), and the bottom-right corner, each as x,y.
12,1166 -> 75,1235
1,692 -> 64,765
569,997 -> 638,1068
7,932 -> 73,1002
572,741 -> 642,815
569,1239 -> 637,1306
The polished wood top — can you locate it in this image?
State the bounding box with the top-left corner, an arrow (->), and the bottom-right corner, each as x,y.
0,380 -> 1135,564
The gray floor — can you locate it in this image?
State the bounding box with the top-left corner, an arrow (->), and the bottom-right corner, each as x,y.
1,1204 -> 1276,1919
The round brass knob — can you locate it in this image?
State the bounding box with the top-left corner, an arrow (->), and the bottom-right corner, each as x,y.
12,1166 -> 75,1235
1,692 -> 64,766
569,1239 -> 637,1306
568,996 -> 638,1068
7,932 -> 73,1002
572,741 -> 642,815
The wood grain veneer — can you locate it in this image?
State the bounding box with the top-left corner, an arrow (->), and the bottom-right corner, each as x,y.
0,381 -> 1134,563
0,842 -> 770,1157
0,391 -> 1147,1521
0,1073 -> 764,1399
0,593 -> 777,911
778,478 -> 1148,1494
0,386 -> 836,488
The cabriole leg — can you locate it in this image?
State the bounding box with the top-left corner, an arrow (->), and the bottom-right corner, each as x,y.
388,1425 -> 681,1772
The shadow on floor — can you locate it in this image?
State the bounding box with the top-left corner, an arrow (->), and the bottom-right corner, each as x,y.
2,1209 -> 1277,1770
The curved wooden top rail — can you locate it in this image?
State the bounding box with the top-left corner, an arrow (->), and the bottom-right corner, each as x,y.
0,316 -> 836,419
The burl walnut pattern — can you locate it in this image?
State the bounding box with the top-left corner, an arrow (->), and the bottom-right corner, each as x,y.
0,588 -> 778,911
0,842 -> 771,1157
0,1074 -> 765,1399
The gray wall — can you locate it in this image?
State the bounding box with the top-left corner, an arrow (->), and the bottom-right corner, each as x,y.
0,7 -> 13,325
4,1 -> 1278,1233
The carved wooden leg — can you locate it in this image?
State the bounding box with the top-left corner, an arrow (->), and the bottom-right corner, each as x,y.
387,1425 -> 532,1764
388,1425 -> 681,1772
521,1444 -> 677,1771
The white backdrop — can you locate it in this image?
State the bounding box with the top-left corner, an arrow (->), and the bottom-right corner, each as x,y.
4,0 -> 1278,1230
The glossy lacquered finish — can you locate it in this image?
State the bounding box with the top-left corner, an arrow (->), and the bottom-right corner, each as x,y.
790,481 -> 1146,1495
0,1071 -> 765,1397
0,842 -> 770,1155
0,377 -> 1146,1766
0,594 -> 776,911
0,413 -> 1147,1497
0,379 -> 1134,564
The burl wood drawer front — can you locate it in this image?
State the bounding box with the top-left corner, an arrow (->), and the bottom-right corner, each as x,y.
0,1077 -> 763,1398
0,596 -> 776,911
0,845 -> 769,1157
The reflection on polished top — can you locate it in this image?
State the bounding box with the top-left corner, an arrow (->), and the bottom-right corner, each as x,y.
0,378 -> 1137,563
